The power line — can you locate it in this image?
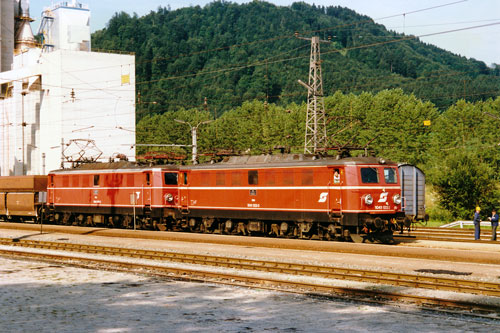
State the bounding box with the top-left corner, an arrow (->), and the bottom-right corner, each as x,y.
43,1 -> 472,77
375,0 -> 469,21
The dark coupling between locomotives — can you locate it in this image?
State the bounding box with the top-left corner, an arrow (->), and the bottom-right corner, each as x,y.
0,154 -> 425,244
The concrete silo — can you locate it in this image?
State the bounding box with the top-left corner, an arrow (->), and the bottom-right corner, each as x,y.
1,0 -> 15,72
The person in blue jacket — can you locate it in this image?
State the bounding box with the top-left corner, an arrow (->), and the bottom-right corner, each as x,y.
488,208 -> 498,241
473,206 -> 481,240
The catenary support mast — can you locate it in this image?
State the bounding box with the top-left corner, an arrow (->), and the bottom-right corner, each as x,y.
297,35 -> 329,154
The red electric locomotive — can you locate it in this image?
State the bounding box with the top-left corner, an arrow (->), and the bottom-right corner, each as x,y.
46,154 -> 405,243
46,163 -> 179,228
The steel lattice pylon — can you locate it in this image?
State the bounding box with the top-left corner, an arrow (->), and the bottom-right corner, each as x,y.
298,36 -> 328,154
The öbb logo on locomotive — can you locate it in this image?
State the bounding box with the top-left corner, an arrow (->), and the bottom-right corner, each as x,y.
0,155 -> 425,244
318,192 -> 328,203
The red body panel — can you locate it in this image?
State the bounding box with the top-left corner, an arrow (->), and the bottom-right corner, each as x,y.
46,158 -> 403,224
47,168 -> 179,211
179,163 -> 402,217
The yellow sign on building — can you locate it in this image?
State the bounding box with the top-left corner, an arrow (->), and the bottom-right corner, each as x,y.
121,74 -> 130,85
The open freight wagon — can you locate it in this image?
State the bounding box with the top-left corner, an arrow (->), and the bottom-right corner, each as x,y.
0,176 -> 47,221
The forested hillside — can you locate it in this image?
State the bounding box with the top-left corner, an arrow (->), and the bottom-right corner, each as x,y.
92,1 -> 500,118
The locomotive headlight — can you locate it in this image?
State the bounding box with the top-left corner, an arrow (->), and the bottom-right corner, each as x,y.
364,194 -> 373,205
393,194 -> 402,205
165,193 -> 174,202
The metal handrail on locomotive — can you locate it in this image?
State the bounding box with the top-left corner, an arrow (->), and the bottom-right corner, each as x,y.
0,154 -> 424,243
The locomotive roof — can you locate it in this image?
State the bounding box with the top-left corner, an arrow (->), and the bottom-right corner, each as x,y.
49,155 -> 396,174
183,154 -> 396,170
49,161 -> 178,174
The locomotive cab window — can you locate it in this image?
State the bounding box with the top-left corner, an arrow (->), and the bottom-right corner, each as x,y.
164,172 -> 178,185
248,170 -> 258,185
93,175 -> 100,186
384,168 -> 397,184
333,169 -> 341,184
361,168 -> 379,183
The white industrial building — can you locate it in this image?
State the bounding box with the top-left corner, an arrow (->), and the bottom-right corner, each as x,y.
0,0 -> 136,176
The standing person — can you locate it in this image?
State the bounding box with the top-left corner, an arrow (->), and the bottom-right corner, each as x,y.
473,206 -> 481,240
333,169 -> 340,184
488,209 -> 499,241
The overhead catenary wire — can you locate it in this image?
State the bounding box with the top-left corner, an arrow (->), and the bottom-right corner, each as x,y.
2,1 -> 498,129
2,2 -> 496,97
21,0 -> 473,77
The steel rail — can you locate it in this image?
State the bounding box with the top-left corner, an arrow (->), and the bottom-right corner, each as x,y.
1,237 -> 499,297
395,230 -> 499,243
0,247 -> 499,316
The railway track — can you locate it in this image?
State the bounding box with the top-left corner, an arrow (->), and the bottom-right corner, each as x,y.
1,220 -> 497,245
1,237 -> 500,315
396,226 -> 499,243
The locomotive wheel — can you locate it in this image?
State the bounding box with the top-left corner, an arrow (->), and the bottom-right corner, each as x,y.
106,216 -> 115,228
222,220 -> 233,235
113,215 -> 121,228
324,224 -> 336,241
299,230 -> 312,240
403,217 -> 412,228
279,222 -> 289,237
122,215 -> 132,229
236,222 -> 247,235
188,218 -> 198,232
373,217 -> 384,229
269,224 -> 280,237
62,213 -> 72,225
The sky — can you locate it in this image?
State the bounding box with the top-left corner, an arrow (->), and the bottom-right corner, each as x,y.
29,0 -> 500,66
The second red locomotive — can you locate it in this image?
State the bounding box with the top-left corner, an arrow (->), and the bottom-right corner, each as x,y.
45,154 -> 405,242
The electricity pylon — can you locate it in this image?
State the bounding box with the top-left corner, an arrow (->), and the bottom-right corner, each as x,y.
297,35 -> 329,154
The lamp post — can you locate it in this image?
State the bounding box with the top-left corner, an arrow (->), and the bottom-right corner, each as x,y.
21,90 -> 28,175
174,119 -> 213,164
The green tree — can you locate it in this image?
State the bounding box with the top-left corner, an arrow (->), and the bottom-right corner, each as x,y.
431,152 -> 499,219
91,1 -> 500,118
